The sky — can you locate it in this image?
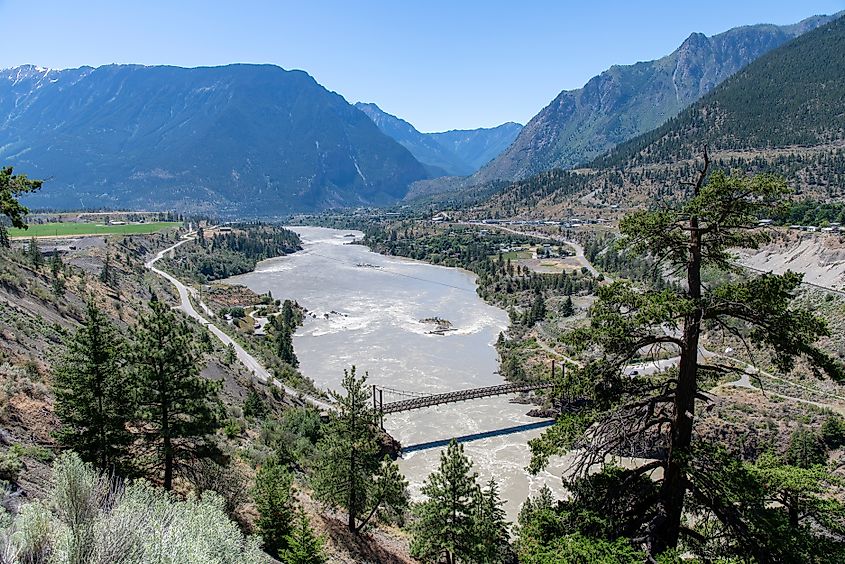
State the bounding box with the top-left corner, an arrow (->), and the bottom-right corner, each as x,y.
1,1 -> 843,132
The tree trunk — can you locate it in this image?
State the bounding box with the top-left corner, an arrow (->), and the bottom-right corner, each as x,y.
348,394 -> 358,532
788,495 -> 799,528
95,359 -> 106,470
654,205 -> 703,553
162,397 -> 172,490
348,448 -> 356,532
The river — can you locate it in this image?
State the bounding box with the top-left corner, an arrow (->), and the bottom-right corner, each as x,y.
226,226 -> 569,520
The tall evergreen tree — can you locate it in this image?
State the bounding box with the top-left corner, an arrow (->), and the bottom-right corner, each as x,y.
528,159 -> 845,557
281,509 -> 327,564
224,342 -> 237,366
99,252 -> 113,285
252,456 -> 295,557
49,251 -> 66,296
560,295 -> 574,317
281,299 -> 296,329
132,299 -> 223,489
276,324 -> 298,367
785,426 -> 828,469
410,439 -> 481,564
473,478 -> 511,563
52,302 -> 132,471
27,237 -> 42,268
311,367 -> 408,533
49,250 -> 63,278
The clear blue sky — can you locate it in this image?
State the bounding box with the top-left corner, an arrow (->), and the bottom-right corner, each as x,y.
1,1 -> 842,132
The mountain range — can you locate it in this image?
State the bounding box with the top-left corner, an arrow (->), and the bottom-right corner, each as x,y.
354,102 -> 521,177
473,14 -> 845,217
408,11 -> 840,199
0,64 -> 429,214
1,12 -> 842,215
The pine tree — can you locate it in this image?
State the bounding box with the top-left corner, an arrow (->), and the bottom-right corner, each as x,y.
473,478 -> 511,563
276,324 -> 298,367
311,367 -> 407,533
751,451 -> 845,547
560,295 -> 574,317
526,291 -> 546,326
49,251 -> 65,296
517,484 -> 555,530
27,237 -> 42,268
52,302 -> 132,471
528,162 -> 845,557
0,166 -> 42,248
99,252 -> 113,285
132,299 -> 223,489
785,426 -> 828,469
252,456 -> 295,557
243,386 -> 268,420
224,342 -> 237,365
281,509 -> 327,564
49,251 -> 62,278
411,439 -> 481,564
281,299 -> 296,329
821,414 -> 845,449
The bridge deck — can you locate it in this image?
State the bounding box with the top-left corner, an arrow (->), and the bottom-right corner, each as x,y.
380,381 -> 553,414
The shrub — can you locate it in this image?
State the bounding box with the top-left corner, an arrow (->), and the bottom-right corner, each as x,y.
10,444 -> 53,464
821,414 -> 845,449
0,452 -> 265,563
223,419 -> 244,440
0,449 -> 22,483
182,459 -> 249,520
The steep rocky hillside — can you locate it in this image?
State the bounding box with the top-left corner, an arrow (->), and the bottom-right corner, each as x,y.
468,14 -> 845,218
477,12 -> 839,182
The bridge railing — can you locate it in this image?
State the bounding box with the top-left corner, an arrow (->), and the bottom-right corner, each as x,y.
377,381 -> 554,415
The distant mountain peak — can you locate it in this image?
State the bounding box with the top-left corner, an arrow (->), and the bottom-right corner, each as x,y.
354,102 -> 522,176
468,12 -> 840,185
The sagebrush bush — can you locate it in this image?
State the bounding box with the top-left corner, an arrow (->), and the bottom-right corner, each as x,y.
0,452 -> 266,563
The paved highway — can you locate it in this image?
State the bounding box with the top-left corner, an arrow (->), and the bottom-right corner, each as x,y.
145,235 -> 334,412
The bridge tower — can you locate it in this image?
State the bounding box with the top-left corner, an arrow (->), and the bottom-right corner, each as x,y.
372,384 -> 384,430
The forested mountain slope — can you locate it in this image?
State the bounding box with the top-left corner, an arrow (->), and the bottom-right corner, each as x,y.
476,12 -> 839,183
0,64 -> 429,215
472,14 -> 845,218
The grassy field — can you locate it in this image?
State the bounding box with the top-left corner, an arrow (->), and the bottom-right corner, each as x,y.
498,250 -> 534,260
9,221 -> 181,238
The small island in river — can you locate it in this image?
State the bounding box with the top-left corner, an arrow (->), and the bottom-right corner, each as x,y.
420,316 -> 456,335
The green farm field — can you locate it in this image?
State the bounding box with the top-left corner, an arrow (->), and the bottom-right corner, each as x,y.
9,222 -> 180,238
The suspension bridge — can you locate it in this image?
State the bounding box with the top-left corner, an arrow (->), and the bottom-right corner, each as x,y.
373,380 -> 555,415
370,361 -> 576,429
